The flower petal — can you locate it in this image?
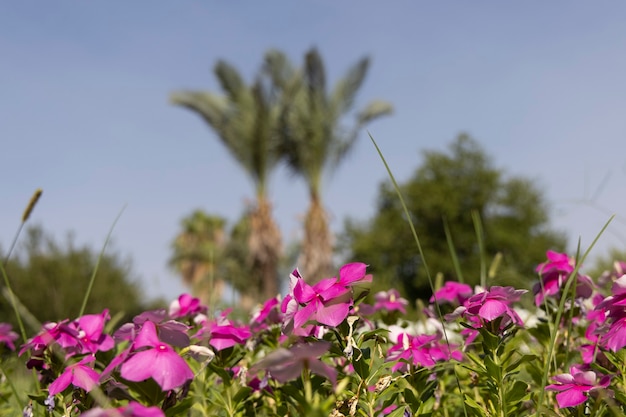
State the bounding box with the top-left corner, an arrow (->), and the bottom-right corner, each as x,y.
556,388 -> 587,408
478,300 -> 507,321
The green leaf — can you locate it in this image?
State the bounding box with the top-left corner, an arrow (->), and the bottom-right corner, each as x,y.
358,328 -> 390,344
352,347 -> 370,380
165,397 -> 194,417
506,380 -> 528,404
386,406 -> 411,417
463,395 -> 486,413
464,352 -> 487,373
233,386 -> 254,404
505,354 -> 537,374
404,387 -> 419,410
483,354 -> 500,379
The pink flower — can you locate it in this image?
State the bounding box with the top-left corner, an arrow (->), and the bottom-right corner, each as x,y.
386,333 -> 462,372
373,289 -> 409,314
250,296 -> 282,332
429,281 -> 473,306
0,323 -> 18,351
600,316 -> 626,352
75,310 -> 115,354
115,311 -> 190,348
596,275 -> 626,318
287,264 -> 371,330
200,321 -> 251,351
20,320 -> 79,356
250,341 -> 336,386
48,355 -> 100,395
195,310 -> 251,351
80,401 -> 164,417
546,365 -> 611,408
168,294 -> 207,319
120,321 -> 193,391
595,276 -> 626,351
533,250 -> 593,306
453,286 -> 526,333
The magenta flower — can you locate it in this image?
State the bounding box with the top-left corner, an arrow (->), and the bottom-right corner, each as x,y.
250,297 -> 282,332
596,275 -> 626,318
80,401 -> 165,417
168,293 -> 207,319
453,286 -> 526,332
533,250 -> 593,306
373,289 -> 409,314
48,355 -> 100,395
197,321 -> 251,351
594,276 -> 626,351
546,365 -> 611,408
250,341 -> 337,386
115,311 -> 190,348
120,321 -> 193,391
386,333 -> 462,372
75,310 -> 115,354
429,281 -> 473,306
285,264 -> 371,331
20,320 -> 79,356
0,323 -> 18,351
600,316 -> 626,352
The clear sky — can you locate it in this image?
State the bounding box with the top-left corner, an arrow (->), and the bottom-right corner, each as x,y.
2,2 -> 625,302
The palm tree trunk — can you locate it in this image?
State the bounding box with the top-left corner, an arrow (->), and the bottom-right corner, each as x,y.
248,197 -> 282,303
300,195 -> 334,282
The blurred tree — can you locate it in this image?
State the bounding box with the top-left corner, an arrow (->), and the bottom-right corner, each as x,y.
264,47 -> 393,282
0,225 -> 144,330
171,60 -> 282,302
342,134 -> 567,301
169,210 -> 227,305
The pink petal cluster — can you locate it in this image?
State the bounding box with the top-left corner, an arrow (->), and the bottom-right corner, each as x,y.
595,275 -> 626,351
546,365 -> 611,408
452,286 -> 527,333
282,263 -> 371,333
120,321 -> 194,391
168,293 -> 207,319
373,289 -> 409,314
533,250 -> 593,306
20,310 -> 114,357
48,355 -> 100,395
0,323 -> 18,351
195,310 -> 251,351
250,297 -> 282,332
80,401 -> 164,417
386,333 -> 462,372
430,281 -> 473,306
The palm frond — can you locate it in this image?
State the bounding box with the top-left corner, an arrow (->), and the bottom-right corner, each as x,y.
263,49 -> 297,91
330,56 -> 370,115
214,60 -> 246,102
304,48 -> 326,96
170,91 -> 229,132
357,100 -> 394,125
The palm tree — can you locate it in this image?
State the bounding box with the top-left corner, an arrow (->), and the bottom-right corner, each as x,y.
170,62 -> 282,304
264,47 -> 393,282
169,210 -> 227,305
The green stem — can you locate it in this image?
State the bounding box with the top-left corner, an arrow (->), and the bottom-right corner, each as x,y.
79,205 -> 126,316
495,353 -> 507,417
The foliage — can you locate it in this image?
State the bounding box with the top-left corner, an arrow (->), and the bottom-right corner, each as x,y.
0,225 -> 145,331
343,134 -> 567,301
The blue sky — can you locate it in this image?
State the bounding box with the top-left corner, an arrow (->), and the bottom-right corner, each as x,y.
2,3 -> 625,301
